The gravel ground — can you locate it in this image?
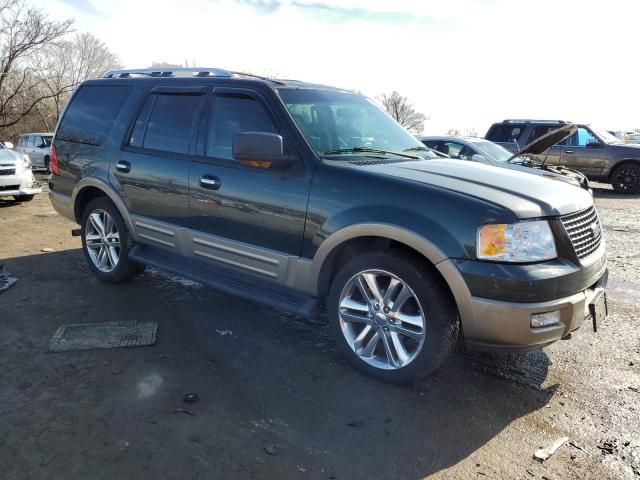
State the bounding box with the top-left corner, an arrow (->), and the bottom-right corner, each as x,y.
0,176 -> 638,479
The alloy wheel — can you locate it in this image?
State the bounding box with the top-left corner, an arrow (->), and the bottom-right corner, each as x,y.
85,209 -> 120,273
615,167 -> 639,192
338,269 -> 426,370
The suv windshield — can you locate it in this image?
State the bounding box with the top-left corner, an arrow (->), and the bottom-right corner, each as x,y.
591,127 -> 622,145
278,89 -> 433,159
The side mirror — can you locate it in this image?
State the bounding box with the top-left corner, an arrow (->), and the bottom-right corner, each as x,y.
232,132 -> 292,170
471,154 -> 486,162
586,139 -> 600,148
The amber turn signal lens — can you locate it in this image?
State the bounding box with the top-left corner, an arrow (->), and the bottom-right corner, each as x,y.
478,224 -> 506,257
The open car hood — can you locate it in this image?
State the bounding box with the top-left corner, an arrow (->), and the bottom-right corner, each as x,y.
506,124 -> 577,162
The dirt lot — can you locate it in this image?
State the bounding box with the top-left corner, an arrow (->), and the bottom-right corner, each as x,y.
1,175 -> 639,480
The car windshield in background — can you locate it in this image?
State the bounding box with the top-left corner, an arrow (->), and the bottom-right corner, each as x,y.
592,127 -> 623,144
278,89 -> 434,159
471,140 -> 513,162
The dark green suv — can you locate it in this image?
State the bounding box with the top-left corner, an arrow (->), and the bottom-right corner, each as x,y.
49,68 -> 608,383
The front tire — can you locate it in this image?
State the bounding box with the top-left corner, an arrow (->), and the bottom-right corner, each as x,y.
328,251 -> 459,384
81,197 -> 144,283
611,163 -> 640,194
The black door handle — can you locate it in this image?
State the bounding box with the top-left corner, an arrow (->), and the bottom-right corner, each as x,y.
116,160 -> 131,173
200,175 -> 221,190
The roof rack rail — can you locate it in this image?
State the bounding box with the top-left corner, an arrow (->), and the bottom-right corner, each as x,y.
503,119 -> 569,124
102,67 -> 235,78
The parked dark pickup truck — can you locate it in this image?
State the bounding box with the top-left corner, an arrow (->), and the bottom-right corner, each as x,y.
486,119 -> 640,193
49,69 -> 608,383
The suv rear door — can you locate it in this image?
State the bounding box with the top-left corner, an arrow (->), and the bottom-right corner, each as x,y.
559,126 -> 608,176
114,86 -> 207,245
187,87 -> 310,275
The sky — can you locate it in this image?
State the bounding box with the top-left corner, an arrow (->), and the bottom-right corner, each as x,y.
34,0 -> 640,135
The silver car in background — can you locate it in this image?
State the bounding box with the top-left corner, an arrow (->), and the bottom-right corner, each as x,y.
17,132 -> 54,171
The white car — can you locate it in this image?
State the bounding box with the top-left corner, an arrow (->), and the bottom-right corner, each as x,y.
0,143 -> 42,202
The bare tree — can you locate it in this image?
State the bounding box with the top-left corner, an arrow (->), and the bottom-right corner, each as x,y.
378,91 -> 428,134
0,0 -> 73,130
33,32 -> 122,128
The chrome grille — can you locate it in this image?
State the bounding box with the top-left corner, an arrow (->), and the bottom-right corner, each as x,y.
561,206 -> 603,260
0,168 -> 16,176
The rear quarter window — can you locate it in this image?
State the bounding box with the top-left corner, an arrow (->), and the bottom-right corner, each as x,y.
56,85 -> 133,146
485,124 -> 526,143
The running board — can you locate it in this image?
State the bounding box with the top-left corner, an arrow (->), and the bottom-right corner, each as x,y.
129,244 -> 318,318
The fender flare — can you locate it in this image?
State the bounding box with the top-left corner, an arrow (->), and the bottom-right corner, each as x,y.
306,223 -> 448,295
72,177 -> 135,235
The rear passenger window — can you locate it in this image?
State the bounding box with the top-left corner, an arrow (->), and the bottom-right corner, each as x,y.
141,94 -> 202,153
56,85 -> 132,146
207,94 -> 277,160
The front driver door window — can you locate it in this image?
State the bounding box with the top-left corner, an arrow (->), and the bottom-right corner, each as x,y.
560,126 -> 607,176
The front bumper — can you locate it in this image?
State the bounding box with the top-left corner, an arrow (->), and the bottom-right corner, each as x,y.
437,252 -> 608,353
0,171 -> 42,197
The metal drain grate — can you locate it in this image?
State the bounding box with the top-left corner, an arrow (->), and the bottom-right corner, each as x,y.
49,321 -> 157,352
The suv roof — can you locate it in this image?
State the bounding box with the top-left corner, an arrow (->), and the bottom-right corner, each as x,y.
100,67 -> 349,92
501,119 -> 570,124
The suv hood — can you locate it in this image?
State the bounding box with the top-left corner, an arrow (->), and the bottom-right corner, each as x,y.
356,158 -> 593,218
506,124 -> 577,162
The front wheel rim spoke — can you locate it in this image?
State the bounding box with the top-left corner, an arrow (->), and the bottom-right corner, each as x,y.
340,310 -> 371,325
388,323 -> 423,341
380,331 -> 398,367
362,273 -> 384,304
389,331 -> 410,365
360,330 -> 380,357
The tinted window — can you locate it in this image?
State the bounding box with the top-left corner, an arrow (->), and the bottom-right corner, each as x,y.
56,85 -> 132,146
207,94 -> 277,160
140,94 -> 201,154
485,124 -> 526,143
529,125 -> 560,143
128,95 -> 154,148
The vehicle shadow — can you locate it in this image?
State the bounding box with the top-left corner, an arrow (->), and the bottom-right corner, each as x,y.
592,186 -> 640,200
0,249 -> 557,480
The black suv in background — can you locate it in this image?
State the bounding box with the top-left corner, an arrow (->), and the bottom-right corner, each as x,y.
49,69 -> 608,383
486,119 -> 640,193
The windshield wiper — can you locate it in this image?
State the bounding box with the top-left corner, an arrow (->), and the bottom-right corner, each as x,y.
323,147 -> 420,160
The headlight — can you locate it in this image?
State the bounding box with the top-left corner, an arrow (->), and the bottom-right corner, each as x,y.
477,220 -> 557,262
20,154 -> 31,170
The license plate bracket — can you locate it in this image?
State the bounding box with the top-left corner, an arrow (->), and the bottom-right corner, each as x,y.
589,290 -> 608,332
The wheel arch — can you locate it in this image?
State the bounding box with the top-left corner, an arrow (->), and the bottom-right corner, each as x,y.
72,178 -> 134,234
609,158 -> 640,181
312,224 -> 449,298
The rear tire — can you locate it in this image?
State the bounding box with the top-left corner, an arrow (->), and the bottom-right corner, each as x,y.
44,155 -> 50,173
81,197 -> 144,283
611,163 -> 640,194
327,251 -> 459,384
